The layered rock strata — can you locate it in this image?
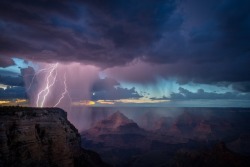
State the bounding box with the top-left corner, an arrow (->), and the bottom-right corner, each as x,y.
0,106 -> 108,167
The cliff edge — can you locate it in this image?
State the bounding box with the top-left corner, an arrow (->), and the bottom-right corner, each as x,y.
0,106 -> 109,167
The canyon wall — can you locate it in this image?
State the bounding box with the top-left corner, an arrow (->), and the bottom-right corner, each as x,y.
0,106 -> 108,167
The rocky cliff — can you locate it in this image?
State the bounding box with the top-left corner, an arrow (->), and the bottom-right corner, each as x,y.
0,106 -> 109,167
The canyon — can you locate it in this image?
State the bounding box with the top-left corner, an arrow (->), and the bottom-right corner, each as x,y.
1,106 -> 250,167
82,110 -> 250,167
0,106 -> 109,167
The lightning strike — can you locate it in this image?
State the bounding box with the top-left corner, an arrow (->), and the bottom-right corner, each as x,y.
27,64 -> 54,90
54,73 -> 68,107
36,63 -> 58,107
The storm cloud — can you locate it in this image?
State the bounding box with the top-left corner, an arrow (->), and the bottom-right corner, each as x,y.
91,77 -> 142,100
151,87 -> 250,100
91,77 -> 120,92
0,0 -> 250,86
92,87 -> 142,100
0,86 -> 27,99
0,75 -> 24,87
0,56 -> 15,68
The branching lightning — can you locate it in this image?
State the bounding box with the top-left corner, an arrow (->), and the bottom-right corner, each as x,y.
36,63 -> 58,107
27,65 -> 53,91
32,62 -> 72,108
27,64 -> 54,91
54,73 -> 68,107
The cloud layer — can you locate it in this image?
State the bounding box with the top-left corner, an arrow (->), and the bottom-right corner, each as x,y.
0,86 -> 26,99
0,0 -> 250,93
152,87 -> 250,100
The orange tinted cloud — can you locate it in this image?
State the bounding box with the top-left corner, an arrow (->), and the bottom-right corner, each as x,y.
72,100 -> 96,106
96,100 -> 115,105
0,100 -> 11,105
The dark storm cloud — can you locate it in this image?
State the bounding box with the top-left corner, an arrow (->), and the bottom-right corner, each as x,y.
92,87 -> 142,100
91,77 -> 142,100
92,77 -> 120,92
0,75 -> 24,87
143,0 -> 250,84
231,82 -> 250,93
0,68 -> 38,100
0,0 -> 249,85
0,66 -> 34,99
83,0 -> 177,48
105,0 -> 250,85
0,86 -> 27,99
0,57 -> 25,87
151,87 -> 250,100
0,0 -> 178,67
0,56 -> 15,68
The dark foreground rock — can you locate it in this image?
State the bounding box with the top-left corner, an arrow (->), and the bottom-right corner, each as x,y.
170,142 -> 250,167
0,106 -> 109,167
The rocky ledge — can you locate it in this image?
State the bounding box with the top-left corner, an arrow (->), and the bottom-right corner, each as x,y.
0,106 -> 109,167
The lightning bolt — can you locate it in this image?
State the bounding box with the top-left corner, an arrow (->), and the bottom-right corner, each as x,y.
54,73 -> 68,107
27,64 -> 54,91
36,63 -> 58,107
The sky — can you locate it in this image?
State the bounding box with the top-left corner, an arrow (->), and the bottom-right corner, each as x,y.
0,0 -> 250,107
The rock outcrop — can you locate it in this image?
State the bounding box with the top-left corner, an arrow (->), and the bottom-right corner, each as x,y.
86,111 -> 144,135
82,111 -> 146,146
90,111 -> 132,133
0,106 -> 109,167
82,111 -> 147,166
